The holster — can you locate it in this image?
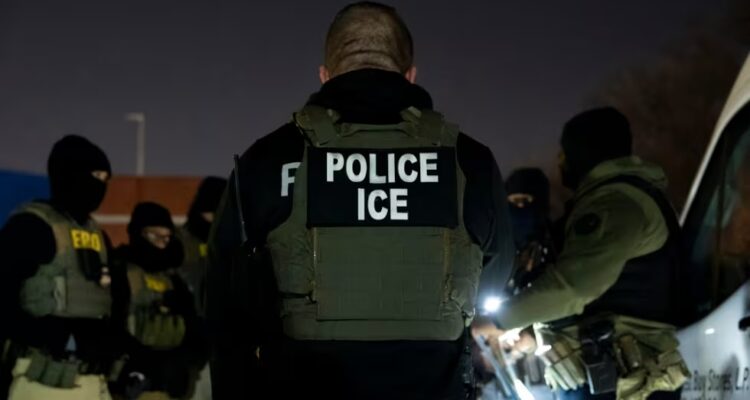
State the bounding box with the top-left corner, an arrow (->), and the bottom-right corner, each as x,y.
579,320 -> 618,395
538,316 -> 691,400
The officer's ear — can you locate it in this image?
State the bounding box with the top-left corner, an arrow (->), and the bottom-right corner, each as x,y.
319,66 -> 331,84
404,66 -> 417,84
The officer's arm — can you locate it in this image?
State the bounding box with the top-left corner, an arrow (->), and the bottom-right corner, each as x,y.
477,155 -> 515,297
459,134 -> 515,298
495,190 -> 662,330
0,213 -> 55,339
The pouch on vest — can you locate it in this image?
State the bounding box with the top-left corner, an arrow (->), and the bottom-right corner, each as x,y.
18,275 -> 63,317
579,320 -> 618,395
25,350 -> 80,389
535,327 -> 587,391
538,315 -> 689,399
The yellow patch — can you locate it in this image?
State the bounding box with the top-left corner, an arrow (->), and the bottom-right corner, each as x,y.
199,243 -> 208,258
70,229 -> 103,252
144,274 -> 168,293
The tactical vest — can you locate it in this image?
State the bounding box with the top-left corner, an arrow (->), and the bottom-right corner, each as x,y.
126,264 -> 186,349
14,202 -> 111,319
264,105 -> 483,341
556,176 -> 682,327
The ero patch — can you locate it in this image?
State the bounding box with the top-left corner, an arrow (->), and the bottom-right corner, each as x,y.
574,213 -> 601,235
307,147 -> 458,227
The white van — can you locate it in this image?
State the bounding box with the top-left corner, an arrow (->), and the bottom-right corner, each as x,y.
677,53 -> 750,400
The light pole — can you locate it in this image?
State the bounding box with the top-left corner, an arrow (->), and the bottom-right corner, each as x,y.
125,112 -> 146,176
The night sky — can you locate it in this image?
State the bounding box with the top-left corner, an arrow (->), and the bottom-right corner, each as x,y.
0,0 -> 727,178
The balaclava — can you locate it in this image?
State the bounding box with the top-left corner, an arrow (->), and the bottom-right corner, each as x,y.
505,168 -> 551,248
560,107 -> 632,189
186,177 -> 227,241
127,202 -> 184,272
47,135 -> 111,222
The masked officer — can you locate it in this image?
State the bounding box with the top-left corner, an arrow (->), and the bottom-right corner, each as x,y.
111,202 -> 205,400
207,2 -> 514,399
493,108 -> 690,400
0,135 -> 128,400
505,168 -> 555,293
179,177 -> 227,319
178,178 -> 225,400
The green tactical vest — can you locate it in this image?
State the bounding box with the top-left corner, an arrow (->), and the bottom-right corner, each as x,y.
126,264 -> 186,349
14,202 -> 111,319
265,105 -> 483,341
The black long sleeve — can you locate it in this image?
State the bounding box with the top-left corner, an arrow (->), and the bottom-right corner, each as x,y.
0,213 -> 56,341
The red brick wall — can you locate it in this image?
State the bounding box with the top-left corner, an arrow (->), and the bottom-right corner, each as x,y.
96,176 -> 202,246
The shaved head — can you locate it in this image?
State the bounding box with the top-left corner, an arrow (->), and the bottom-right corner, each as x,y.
324,2 -> 414,77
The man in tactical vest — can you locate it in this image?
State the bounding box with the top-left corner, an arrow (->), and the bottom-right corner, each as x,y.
207,2 -> 514,399
111,202 -> 205,400
178,177 -> 226,400
493,108 -> 690,400
0,135 -> 129,400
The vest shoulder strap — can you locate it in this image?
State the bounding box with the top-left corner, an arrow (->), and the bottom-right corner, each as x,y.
583,175 -> 679,234
407,108 -> 460,146
294,105 -> 460,147
293,105 -> 341,146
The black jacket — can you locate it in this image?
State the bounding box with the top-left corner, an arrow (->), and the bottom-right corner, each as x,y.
207,69 -> 514,400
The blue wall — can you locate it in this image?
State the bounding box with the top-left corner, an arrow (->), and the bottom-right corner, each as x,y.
0,170 -> 49,226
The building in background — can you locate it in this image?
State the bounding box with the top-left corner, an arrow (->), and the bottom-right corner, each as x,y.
0,171 -> 203,246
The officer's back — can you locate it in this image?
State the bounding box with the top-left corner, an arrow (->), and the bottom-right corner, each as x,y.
207,3 -> 513,400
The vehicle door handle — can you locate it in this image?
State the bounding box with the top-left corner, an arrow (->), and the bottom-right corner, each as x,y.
739,316 -> 750,331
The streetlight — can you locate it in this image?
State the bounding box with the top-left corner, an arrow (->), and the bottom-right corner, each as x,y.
125,112 -> 146,176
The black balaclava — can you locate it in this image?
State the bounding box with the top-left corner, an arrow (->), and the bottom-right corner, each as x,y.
127,202 -> 184,273
47,135 -> 111,222
186,177 -> 227,241
505,168 -> 551,248
560,107 -> 633,189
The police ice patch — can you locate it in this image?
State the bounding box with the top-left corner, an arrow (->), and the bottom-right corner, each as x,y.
307,147 -> 458,227
574,213 -> 601,235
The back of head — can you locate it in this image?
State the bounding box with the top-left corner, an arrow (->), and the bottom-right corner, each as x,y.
186,176 -> 227,240
560,107 -> 632,188
47,134 -> 111,218
325,2 -> 413,77
189,176 -> 227,216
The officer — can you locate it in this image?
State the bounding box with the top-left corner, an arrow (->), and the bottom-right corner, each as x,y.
207,2 -> 514,399
493,108 -> 690,400
178,177 -> 225,400
0,135 -> 128,400
504,168 -> 555,293
111,202 -> 205,400
179,177 -> 227,318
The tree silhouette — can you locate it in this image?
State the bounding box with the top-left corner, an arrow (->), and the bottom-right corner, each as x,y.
592,0 -> 749,209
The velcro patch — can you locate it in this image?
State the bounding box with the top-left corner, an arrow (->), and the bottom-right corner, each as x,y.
307,147 -> 458,227
574,213 -> 602,236
70,229 -> 103,252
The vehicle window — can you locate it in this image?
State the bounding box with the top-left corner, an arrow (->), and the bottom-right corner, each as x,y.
684,106 -> 750,316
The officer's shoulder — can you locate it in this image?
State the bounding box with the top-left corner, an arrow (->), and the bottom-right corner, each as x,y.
455,132 -> 497,181
1,209 -> 52,236
240,123 -> 303,163
575,185 -> 647,224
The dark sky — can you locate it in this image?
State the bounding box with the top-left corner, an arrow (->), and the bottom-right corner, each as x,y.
0,0 -> 727,178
